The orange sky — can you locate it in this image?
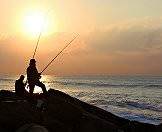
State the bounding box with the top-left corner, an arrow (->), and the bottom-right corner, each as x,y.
0,0 -> 162,75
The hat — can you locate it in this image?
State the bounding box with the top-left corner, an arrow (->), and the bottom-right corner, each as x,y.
30,59 -> 36,64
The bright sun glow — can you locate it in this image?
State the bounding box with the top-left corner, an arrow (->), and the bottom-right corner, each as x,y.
23,11 -> 49,36
22,9 -> 58,38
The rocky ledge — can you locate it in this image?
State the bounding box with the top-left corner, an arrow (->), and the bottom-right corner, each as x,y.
0,89 -> 161,132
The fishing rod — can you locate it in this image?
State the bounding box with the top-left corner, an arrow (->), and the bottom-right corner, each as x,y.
40,34 -> 79,74
32,30 -> 42,59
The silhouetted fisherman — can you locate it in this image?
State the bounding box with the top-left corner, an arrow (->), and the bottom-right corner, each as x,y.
15,75 -> 28,96
27,59 -> 47,95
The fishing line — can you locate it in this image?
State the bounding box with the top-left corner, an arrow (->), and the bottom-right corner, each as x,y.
32,9 -> 51,59
40,34 -> 79,74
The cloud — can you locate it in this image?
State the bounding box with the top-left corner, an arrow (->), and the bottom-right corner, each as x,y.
85,17 -> 162,54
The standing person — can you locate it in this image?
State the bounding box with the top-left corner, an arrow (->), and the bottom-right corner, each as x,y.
15,75 -> 28,96
27,59 -> 47,95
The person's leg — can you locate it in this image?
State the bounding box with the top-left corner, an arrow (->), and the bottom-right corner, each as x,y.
29,83 -> 35,95
35,81 -> 47,94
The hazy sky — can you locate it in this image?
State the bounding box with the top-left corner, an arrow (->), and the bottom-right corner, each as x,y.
0,0 -> 162,75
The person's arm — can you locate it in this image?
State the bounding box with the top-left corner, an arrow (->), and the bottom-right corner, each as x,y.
34,67 -> 42,79
27,67 -> 31,79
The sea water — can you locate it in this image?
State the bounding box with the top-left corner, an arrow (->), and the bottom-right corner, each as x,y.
0,75 -> 162,125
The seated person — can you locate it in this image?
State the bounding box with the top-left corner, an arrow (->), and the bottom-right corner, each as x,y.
15,75 -> 28,96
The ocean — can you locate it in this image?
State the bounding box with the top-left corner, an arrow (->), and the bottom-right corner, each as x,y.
0,75 -> 162,125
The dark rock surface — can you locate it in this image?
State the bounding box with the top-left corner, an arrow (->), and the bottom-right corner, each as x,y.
0,89 -> 161,132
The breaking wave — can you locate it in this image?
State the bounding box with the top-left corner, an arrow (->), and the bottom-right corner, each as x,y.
124,101 -> 162,112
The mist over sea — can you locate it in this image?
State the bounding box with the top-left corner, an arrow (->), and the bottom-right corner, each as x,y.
0,75 -> 162,125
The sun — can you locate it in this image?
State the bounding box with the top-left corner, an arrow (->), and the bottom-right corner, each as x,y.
22,9 -> 58,38
23,11 -> 48,36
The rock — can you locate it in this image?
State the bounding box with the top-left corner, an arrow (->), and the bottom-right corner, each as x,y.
0,89 -> 161,132
16,124 -> 48,132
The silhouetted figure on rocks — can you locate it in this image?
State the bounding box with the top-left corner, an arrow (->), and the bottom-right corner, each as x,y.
15,75 -> 28,96
27,59 -> 47,95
